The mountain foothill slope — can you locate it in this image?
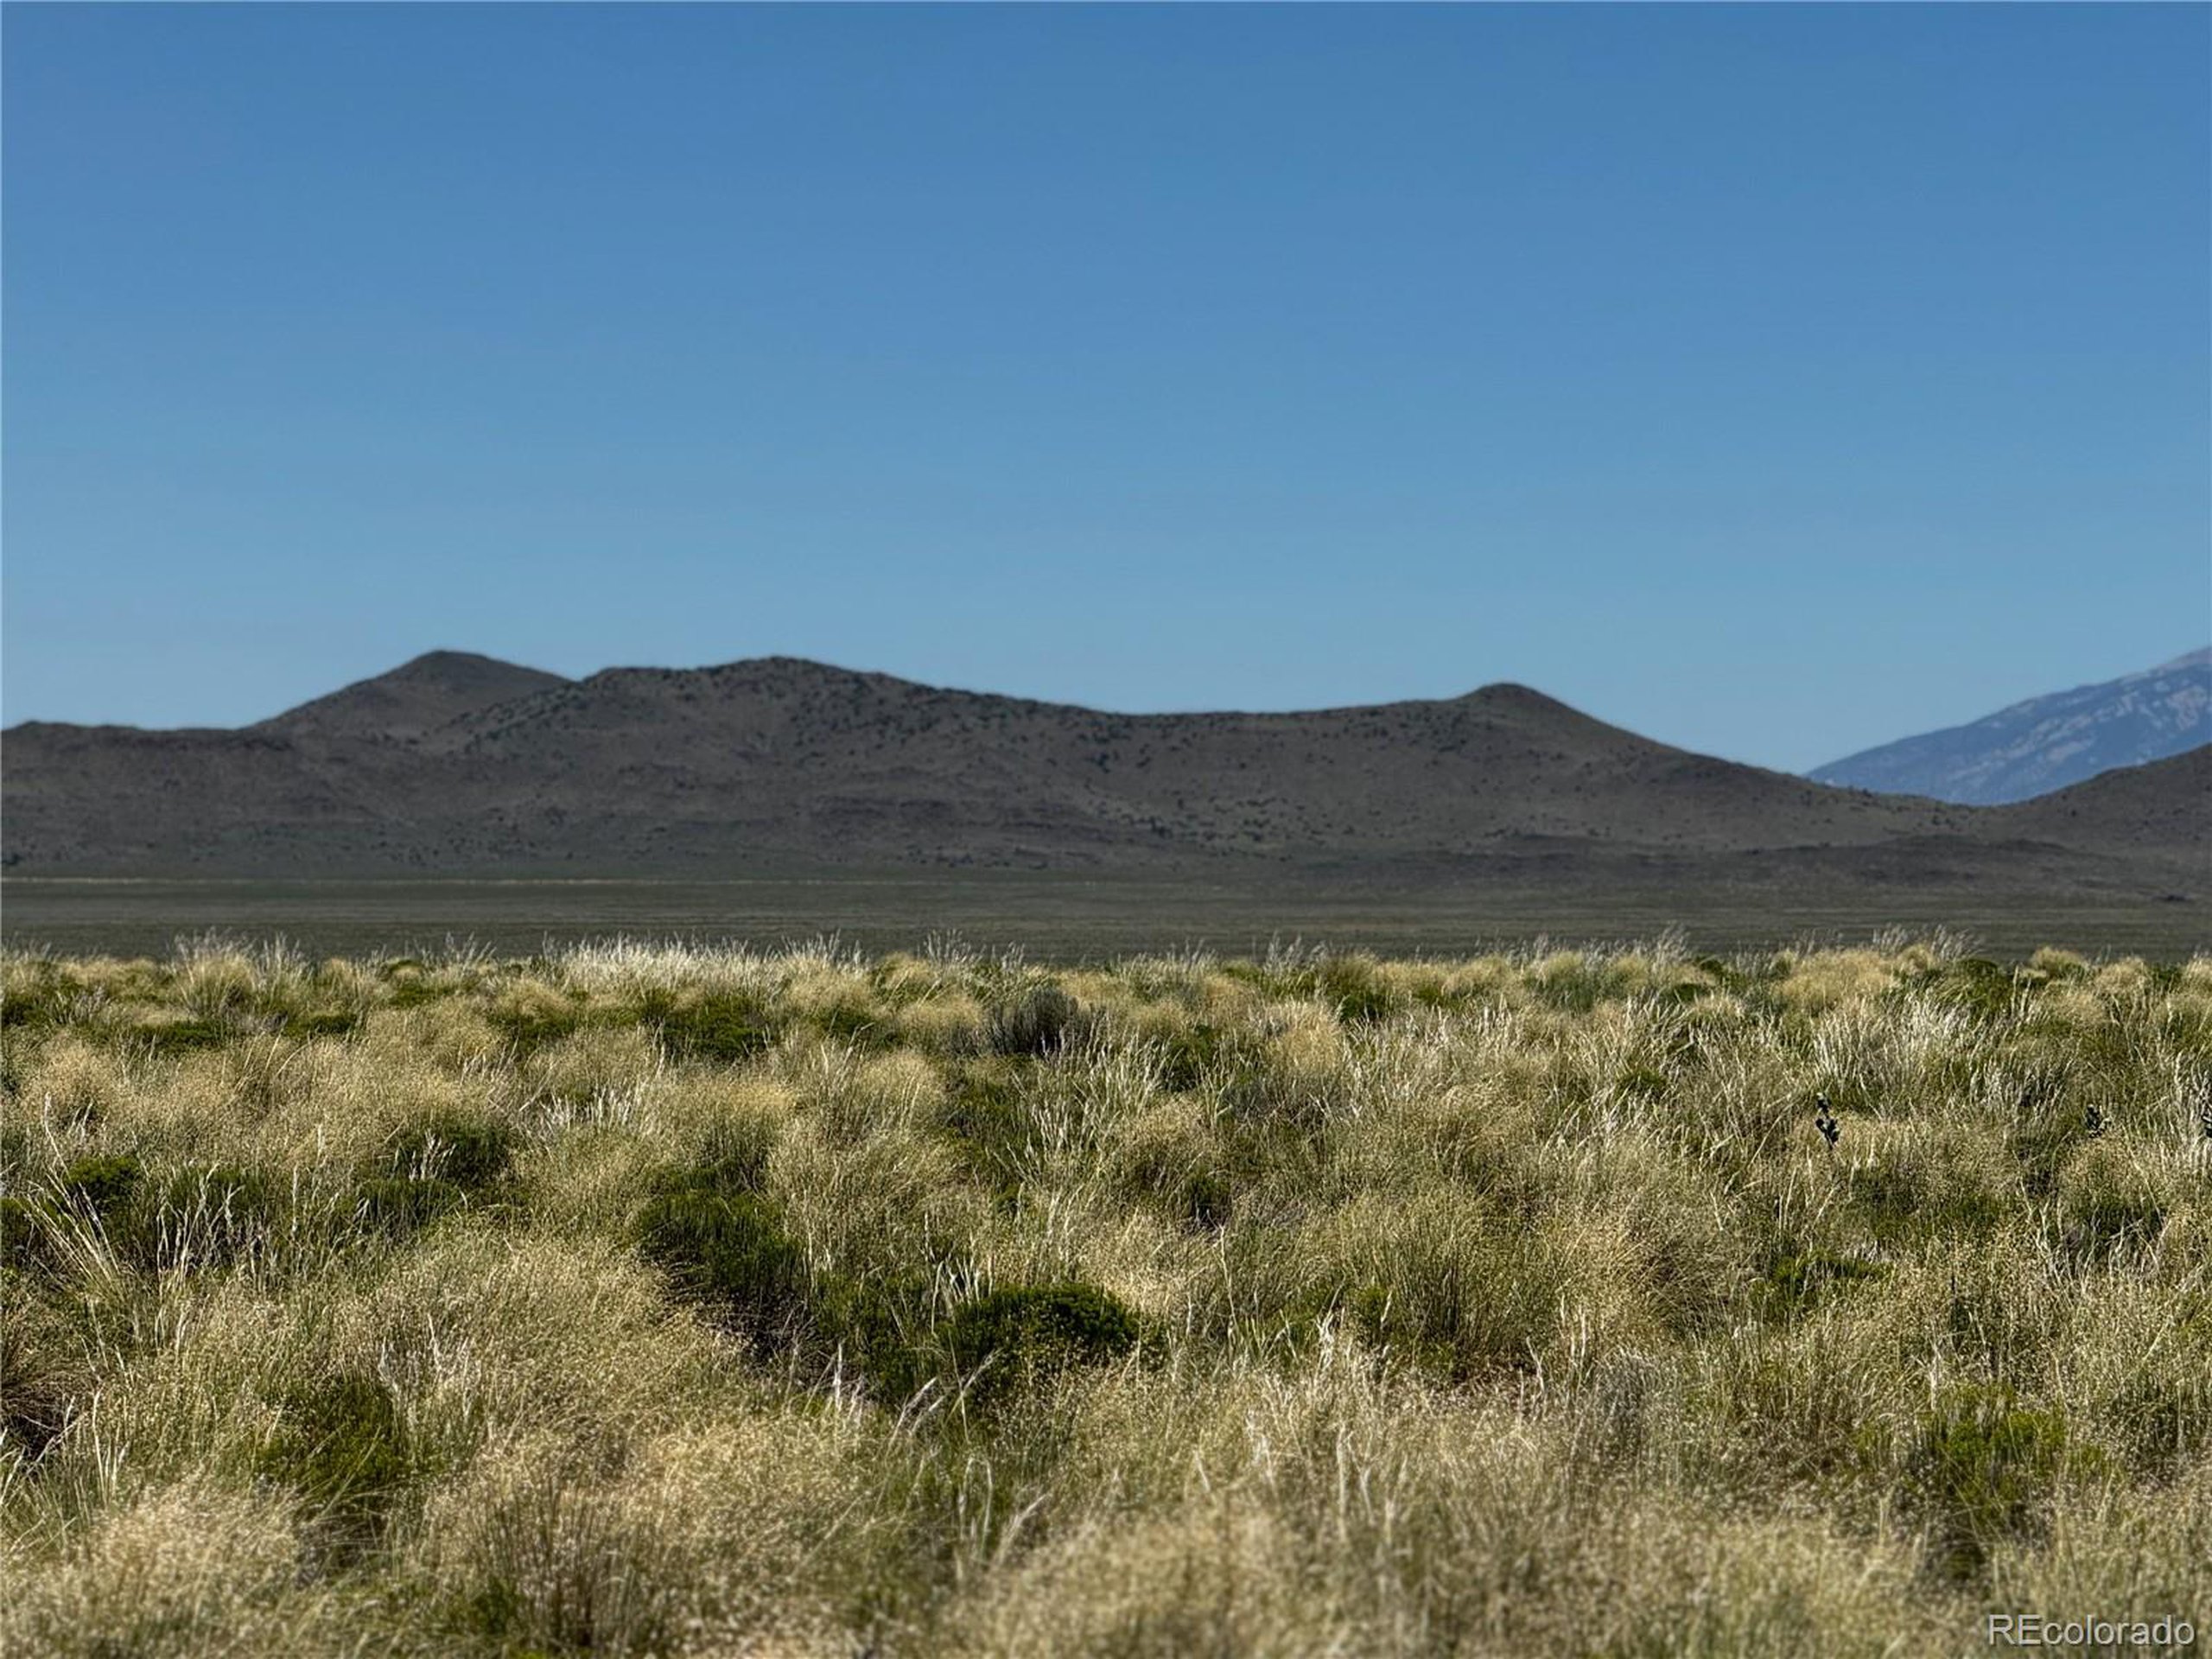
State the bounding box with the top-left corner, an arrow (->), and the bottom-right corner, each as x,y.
3,653 -> 2204,899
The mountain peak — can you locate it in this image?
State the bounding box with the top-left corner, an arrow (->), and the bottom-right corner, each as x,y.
257,650 -> 570,741
1459,681 -> 1573,712
390,649 -> 538,678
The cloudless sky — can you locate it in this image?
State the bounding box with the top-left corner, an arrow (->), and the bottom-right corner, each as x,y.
4,3 -> 2206,770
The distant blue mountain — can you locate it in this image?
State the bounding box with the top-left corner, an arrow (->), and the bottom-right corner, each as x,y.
1810,649 -> 2211,804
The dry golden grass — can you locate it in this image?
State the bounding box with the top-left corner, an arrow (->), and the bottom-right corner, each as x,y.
3,934 -> 2208,1656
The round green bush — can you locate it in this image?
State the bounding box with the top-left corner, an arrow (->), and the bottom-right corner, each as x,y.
937,1281 -> 1140,1404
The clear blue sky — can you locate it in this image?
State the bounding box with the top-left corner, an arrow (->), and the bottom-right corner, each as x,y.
5,4 -> 2206,770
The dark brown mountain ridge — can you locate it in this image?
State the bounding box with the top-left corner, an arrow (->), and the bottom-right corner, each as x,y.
3,653 -> 2203,896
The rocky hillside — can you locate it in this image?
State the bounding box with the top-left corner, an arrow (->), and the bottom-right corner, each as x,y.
3,655 -> 2203,900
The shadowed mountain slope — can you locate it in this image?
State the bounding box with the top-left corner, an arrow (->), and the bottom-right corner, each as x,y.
3,656 -> 2203,902
1996,743 -> 2212,855
1809,649 -> 2211,804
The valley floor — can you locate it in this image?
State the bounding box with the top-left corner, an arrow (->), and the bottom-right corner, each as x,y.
5,872 -> 2207,960
3,937 -> 2209,1656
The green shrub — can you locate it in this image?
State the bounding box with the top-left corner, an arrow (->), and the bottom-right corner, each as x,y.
260,1371 -> 410,1549
356,1176 -> 464,1240
1,1370 -> 75,1464
139,1163 -> 283,1270
985,983 -> 1084,1058
389,1115 -> 513,1192
0,969 -> 67,1033
1180,1170 -> 1234,1231
486,997 -> 584,1055
646,993 -> 774,1065
1317,954 -> 1396,1024
278,1007 -> 364,1040
1849,1156 -> 2007,1248
0,1154 -> 149,1278
1344,1281 -> 1474,1379
814,1002 -> 886,1046
1904,1383 -> 2075,1581
1530,962 -> 1610,1014
692,1118 -> 774,1195
1336,1222 -> 1559,1382
58,1154 -> 142,1219
0,1195 -> 54,1276
935,1282 -> 1140,1406
636,1182 -> 811,1344
938,1063 -> 1029,1195
1760,1248 -> 1885,1318
2007,1118 -> 2078,1200
1917,957 -> 2018,1024
1153,1022 -> 1230,1091
2056,1189 -> 2164,1265
814,1268 -> 939,1401
139,1017 -> 233,1056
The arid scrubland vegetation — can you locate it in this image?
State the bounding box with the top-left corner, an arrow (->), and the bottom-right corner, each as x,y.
3,935 -> 2209,1656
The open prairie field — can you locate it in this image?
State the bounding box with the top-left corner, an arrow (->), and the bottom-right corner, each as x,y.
3,937 -> 2209,1656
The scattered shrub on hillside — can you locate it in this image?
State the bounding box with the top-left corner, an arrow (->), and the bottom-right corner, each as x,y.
5,937 -> 2209,1653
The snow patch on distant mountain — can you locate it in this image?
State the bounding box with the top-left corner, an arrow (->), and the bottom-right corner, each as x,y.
1810,649 -> 2210,804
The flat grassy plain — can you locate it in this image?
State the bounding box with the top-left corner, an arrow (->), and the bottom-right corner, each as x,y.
6,874 -> 2208,960
3,936 -> 2209,1656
